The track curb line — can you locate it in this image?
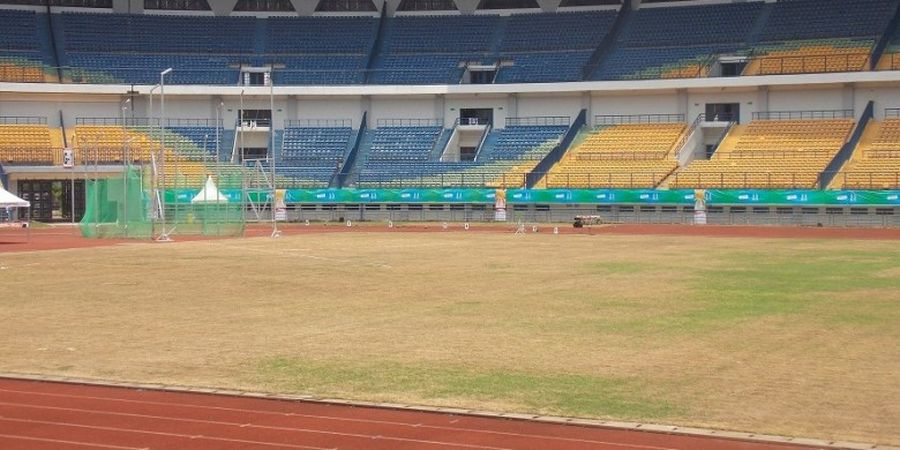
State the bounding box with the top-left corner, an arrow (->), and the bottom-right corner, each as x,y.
1,372 -> 896,450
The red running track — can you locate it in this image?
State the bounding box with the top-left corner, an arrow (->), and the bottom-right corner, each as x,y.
0,378 -> 833,450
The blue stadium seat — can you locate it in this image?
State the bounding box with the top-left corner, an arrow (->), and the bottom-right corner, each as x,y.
275,126 -> 355,186
758,0 -> 895,42
357,124 -> 567,185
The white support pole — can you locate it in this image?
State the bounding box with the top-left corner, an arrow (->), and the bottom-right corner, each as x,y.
157,68 -> 173,241
270,68 -> 279,238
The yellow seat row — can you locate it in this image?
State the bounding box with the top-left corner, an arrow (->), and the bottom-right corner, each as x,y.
836,119 -> 900,189
671,119 -> 853,189
746,43 -> 872,76
544,123 -> 685,188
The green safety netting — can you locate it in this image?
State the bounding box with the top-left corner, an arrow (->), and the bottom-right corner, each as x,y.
80,167 -> 245,239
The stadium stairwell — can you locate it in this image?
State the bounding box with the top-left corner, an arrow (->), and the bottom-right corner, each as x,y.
253,18 -> 267,56
429,128 -> 454,160
47,12 -> 68,80
336,112 -> 367,187
582,1 -> 631,81
525,109 -> 586,188
364,4 -> 389,85
38,10 -> 61,81
745,1 -> 776,45
820,101 -> 874,188
870,1 -> 900,69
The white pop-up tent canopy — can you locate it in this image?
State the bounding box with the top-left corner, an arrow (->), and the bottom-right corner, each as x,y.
0,181 -> 29,208
0,180 -> 30,241
191,176 -> 229,204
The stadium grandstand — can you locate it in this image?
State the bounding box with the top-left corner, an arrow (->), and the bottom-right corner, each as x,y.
3,2 -> 900,450
0,0 -> 898,226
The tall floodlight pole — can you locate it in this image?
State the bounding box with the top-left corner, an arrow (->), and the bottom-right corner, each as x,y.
158,68 -> 173,241
269,68 -> 279,238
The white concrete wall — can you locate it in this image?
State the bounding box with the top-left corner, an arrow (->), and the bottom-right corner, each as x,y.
443,96 -> 508,128
854,87 -> 900,120
371,97 -> 440,126
0,95 -> 123,128
515,94 -> 582,121
687,90 -> 758,124
590,93 -> 680,123
292,97 -> 363,127
767,88 -> 846,114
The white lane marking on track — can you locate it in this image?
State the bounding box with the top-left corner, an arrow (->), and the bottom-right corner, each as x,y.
0,433 -> 146,450
0,416 -> 332,450
0,392 -> 678,450
0,413 -> 509,450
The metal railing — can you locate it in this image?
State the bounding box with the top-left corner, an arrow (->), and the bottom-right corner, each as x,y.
533,171 -> 672,189
828,171 -> 900,189
352,172 -> 527,189
885,108 -> 900,118
75,117 -> 223,127
878,52 -> 900,71
506,116 -> 570,127
575,151 -> 669,160
749,52 -> 870,76
726,150 -> 834,159
594,114 -> 685,126
375,118 -> 443,128
752,110 -> 854,120
865,149 -> 900,158
284,118 -> 353,128
0,116 -> 48,125
597,59 -> 715,82
669,172 -> 821,189
0,147 -> 58,165
674,113 -> 704,159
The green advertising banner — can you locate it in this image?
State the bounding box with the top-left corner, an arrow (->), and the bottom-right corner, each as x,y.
705,190 -> 900,206
162,188 -> 900,206
165,188 -> 498,204
507,189 -> 696,204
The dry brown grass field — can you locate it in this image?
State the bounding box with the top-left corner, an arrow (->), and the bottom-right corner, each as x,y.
1,232 -> 898,445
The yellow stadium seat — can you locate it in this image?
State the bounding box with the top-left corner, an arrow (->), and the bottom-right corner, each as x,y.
543,123 -> 686,188
672,119 -> 853,189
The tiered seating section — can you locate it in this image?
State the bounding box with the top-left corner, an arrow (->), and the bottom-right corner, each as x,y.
545,122 -> 685,187
372,15 -> 498,84
495,11 -> 616,83
266,17 -> 377,85
357,123 -> 567,187
72,124 -> 222,164
277,125 -> 354,186
838,119 -> 900,189
744,0 -> 895,76
594,2 -> 762,80
672,118 -> 854,189
0,123 -> 56,164
877,19 -> 900,70
0,10 -> 53,83
2,0 -> 899,85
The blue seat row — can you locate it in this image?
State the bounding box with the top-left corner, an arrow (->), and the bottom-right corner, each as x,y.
60,13 -> 256,54
619,2 -> 763,48
500,10 -> 617,52
265,16 -> 377,55
281,126 -> 353,161
357,124 -> 567,184
759,0 -> 896,42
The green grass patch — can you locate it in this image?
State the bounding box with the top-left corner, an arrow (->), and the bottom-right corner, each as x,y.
256,357 -> 680,420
